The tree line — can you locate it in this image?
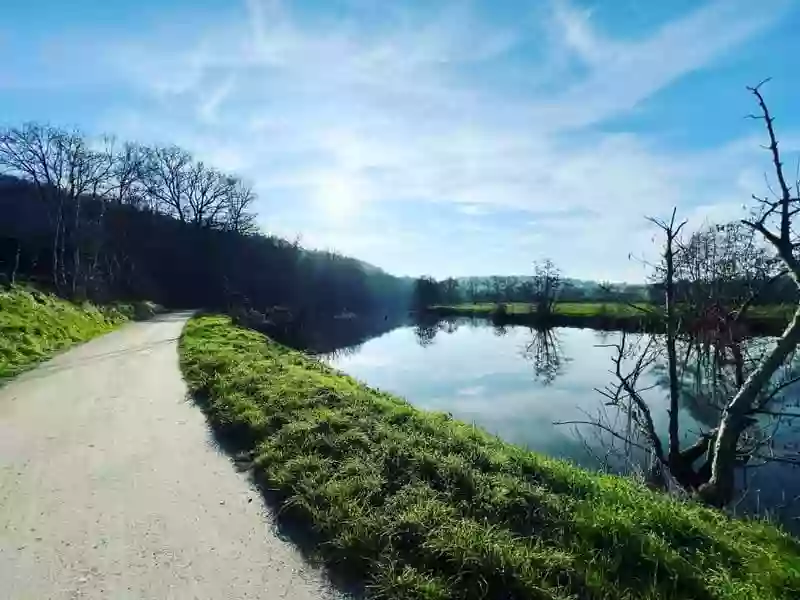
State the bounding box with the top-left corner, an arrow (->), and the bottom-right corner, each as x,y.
0,123 -> 412,320
412,255 -> 798,313
412,260 -> 568,310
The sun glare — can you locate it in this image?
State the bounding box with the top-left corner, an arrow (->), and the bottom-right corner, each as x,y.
315,173 -> 365,221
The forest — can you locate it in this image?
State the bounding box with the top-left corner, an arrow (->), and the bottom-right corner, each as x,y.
0,125 -> 414,328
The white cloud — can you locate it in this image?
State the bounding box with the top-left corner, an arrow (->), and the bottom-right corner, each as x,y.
539,0 -> 791,129
75,0 -> 798,279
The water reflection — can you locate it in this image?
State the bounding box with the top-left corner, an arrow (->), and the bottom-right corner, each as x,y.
413,322 -> 439,347
523,327 -> 569,386
278,312 -> 407,356
408,316 -> 570,386
322,316 -> 800,530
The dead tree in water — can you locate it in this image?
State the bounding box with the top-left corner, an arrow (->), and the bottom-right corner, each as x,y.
564,82 -> 800,507
700,80 -> 800,505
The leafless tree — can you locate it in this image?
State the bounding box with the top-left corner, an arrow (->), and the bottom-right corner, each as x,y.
107,141 -> 149,208
185,162 -> 237,228
0,124 -> 113,293
140,146 -> 193,222
140,146 -> 251,231
469,279 -> 479,303
567,82 -> 800,507
649,210 -> 687,468
489,275 -> 505,303
224,179 -> 257,234
532,259 -> 561,316
677,222 -> 781,325
699,79 -> 800,505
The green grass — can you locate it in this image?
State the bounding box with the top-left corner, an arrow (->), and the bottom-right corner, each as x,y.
436,302 -> 795,324
745,304 -> 797,320
438,302 -> 652,317
0,285 -> 130,380
180,315 -> 800,600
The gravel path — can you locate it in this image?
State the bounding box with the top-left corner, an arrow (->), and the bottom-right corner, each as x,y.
0,313 -> 340,600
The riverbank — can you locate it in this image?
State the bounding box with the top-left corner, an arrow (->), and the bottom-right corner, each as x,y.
429,302 -> 795,334
179,315 -> 799,600
0,286 -> 133,380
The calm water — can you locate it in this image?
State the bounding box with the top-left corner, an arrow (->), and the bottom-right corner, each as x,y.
325,319 -> 800,525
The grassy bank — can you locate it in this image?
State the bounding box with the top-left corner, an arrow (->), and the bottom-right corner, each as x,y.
430,302 -> 795,333
435,302 -> 649,317
0,286 -> 131,379
180,315 -> 799,600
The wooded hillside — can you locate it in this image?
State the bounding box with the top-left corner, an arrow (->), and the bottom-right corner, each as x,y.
0,125 -> 413,320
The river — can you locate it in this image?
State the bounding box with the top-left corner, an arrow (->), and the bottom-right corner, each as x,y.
324,317 -> 800,529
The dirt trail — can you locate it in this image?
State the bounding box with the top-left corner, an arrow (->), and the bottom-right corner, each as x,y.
0,313 -> 339,599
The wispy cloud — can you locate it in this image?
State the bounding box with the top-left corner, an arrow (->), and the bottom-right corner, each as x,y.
42,0 -> 796,279
542,0 -> 790,128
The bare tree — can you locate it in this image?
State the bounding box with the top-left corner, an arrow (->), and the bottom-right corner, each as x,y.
141,146 -> 250,231
532,259 -> 561,317
224,179 -> 257,234
489,275 -> 505,303
677,222 -> 780,327
140,146 -> 193,222
699,80 -> 800,505
0,124 -> 113,292
465,278 -> 479,303
574,82 -> 800,508
81,140 -> 150,293
441,277 -> 460,305
185,162 -> 237,228
107,141 -> 148,208
648,210 -> 686,468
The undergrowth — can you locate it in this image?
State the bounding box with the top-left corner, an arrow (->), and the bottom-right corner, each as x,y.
0,285 -> 130,379
180,315 -> 800,600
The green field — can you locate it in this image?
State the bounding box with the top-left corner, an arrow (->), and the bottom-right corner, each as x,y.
433,302 -> 795,323
437,302 -> 653,317
0,286 -> 131,380
179,315 -> 800,600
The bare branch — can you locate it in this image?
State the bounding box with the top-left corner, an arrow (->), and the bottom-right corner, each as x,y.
747,79 -> 794,248
552,420 -> 651,453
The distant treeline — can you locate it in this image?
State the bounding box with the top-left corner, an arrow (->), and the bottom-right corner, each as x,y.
413,273 -> 799,308
0,124 -> 413,320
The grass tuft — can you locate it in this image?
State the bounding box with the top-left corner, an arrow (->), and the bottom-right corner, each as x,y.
180,315 -> 800,600
0,285 -> 129,380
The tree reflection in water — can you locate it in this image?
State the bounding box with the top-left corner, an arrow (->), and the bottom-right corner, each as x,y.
573,328 -> 800,526
411,315 -> 472,347
522,326 -> 569,386
413,322 -> 439,347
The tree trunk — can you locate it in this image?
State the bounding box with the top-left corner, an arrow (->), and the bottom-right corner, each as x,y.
699,305 -> 800,505
71,195 -> 83,297
52,205 -> 63,291
664,230 -> 681,462
11,240 -> 20,285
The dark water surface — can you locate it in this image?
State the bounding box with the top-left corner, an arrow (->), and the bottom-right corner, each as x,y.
324,318 -> 800,527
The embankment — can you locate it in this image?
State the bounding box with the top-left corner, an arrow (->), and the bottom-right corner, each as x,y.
429,302 -> 793,335
0,286 -> 133,380
179,315 -> 799,600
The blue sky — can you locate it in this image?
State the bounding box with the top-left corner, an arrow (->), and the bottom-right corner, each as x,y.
2,0 -> 799,281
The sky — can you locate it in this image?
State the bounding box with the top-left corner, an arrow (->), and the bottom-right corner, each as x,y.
2,0 -> 800,282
